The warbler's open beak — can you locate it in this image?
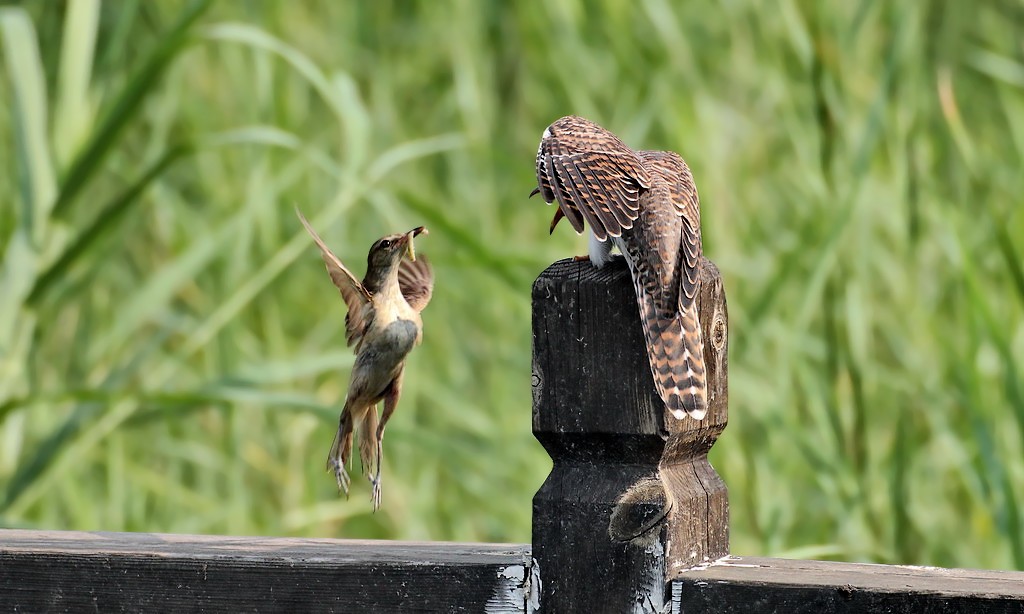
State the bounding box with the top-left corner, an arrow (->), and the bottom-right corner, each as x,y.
405,226 -> 427,261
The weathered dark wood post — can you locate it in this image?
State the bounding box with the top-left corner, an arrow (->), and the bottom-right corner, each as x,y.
531,256 -> 729,612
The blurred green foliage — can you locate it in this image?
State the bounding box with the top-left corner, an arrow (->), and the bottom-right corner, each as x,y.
1,0 -> 1022,571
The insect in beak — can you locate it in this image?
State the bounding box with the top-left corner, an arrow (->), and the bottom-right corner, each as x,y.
405,227 -> 427,261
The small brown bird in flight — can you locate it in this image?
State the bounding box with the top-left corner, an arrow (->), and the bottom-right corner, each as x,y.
296,207 -> 434,510
531,116 -> 707,420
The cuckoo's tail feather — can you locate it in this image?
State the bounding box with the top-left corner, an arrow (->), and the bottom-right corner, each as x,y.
635,291 -> 708,420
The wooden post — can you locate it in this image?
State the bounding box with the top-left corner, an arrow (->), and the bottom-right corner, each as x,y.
531,256 -> 729,612
662,256 -> 730,578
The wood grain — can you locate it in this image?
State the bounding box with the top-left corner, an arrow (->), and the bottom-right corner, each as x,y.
531,255 -> 729,613
673,556 -> 1024,612
661,257 -> 730,576
0,529 -> 530,613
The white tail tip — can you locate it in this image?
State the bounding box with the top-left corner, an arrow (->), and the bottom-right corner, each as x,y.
670,408 -> 708,421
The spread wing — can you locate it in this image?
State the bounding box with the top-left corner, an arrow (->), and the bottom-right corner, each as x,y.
294,207 -> 372,348
398,254 -> 434,312
535,115 -> 651,241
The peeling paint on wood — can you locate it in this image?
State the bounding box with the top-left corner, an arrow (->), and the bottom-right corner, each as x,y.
526,558 -> 541,613
485,564 -> 527,613
632,540 -> 668,614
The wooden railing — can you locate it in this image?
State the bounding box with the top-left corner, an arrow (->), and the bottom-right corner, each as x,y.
2,258 -> 1023,613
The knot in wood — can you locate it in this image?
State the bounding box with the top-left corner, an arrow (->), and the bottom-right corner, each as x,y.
711,312 -> 726,352
608,476 -> 670,546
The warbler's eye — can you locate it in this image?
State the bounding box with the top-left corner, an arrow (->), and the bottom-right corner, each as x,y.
380,239 -> 391,249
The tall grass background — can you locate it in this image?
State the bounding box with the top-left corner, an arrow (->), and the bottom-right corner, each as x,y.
1,0 -> 1022,570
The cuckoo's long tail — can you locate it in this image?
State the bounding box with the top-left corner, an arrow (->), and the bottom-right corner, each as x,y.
635,290 -> 707,420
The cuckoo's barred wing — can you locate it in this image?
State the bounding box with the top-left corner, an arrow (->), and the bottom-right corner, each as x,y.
637,151 -> 699,220
631,267 -> 708,420
618,219 -> 708,419
639,150 -> 702,303
294,206 -> 373,349
534,115 -> 651,241
398,254 -> 434,312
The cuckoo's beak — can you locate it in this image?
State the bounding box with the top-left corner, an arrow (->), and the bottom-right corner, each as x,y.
548,207 -> 565,235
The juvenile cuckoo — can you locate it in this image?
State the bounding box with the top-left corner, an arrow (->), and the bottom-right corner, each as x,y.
531,116 -> 707,420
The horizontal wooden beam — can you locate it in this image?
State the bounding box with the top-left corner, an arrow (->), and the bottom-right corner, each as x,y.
0,529 -> 532,613
673,556 -> 1024,613
6,530 -> 1024,612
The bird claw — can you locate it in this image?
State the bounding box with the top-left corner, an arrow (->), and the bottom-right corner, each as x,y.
330,458 -> 351,497
368,439 -> 384,512
369,475 -> 382,512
